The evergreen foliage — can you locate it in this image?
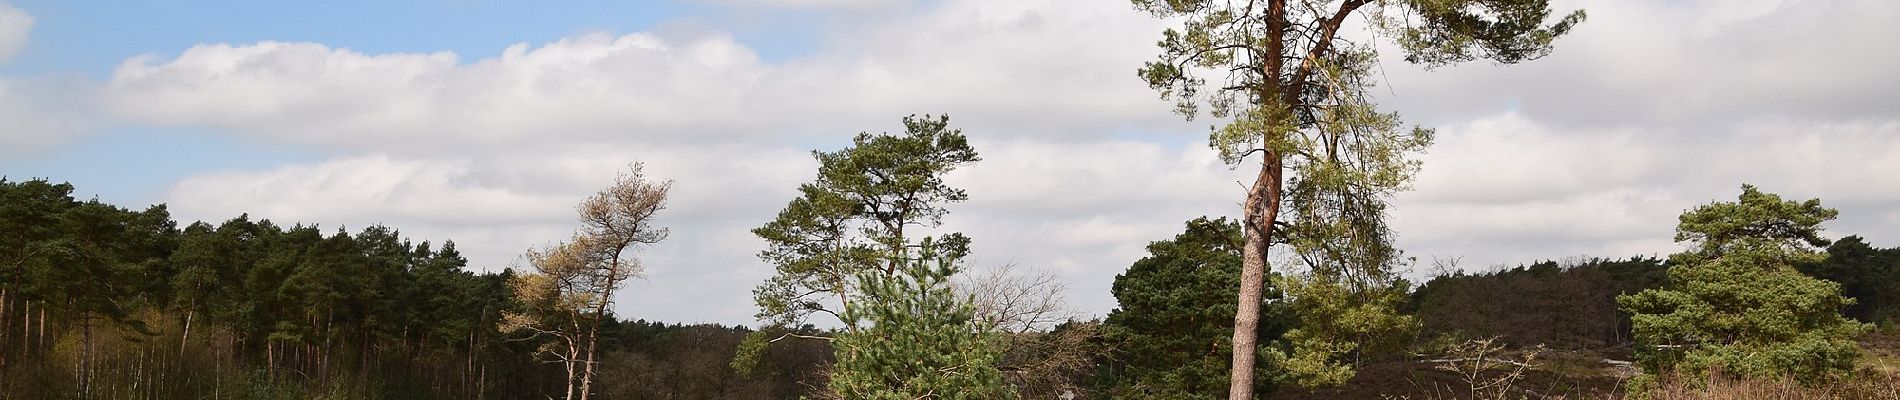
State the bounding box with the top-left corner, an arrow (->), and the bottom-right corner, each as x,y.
1800,236 -> 1900,325
0,177 -> 543,399
749,114 -> 980,331
827,239 -> 1013,400
1619,185 -> 1869,384
1271,272 -> 1416,387
1129,0 -> 1584,395
1100,217 -> 1292,399
1411,257 -> 1670,348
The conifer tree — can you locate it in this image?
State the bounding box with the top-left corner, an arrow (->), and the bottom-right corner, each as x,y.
503,163 -> 671,400
737,115 -> 981,374
748,115 -> 979,333
826,239 -> 1013,400
1130,0 -> 1586,395
1619,185 -> 1868,384
1102,217 -> 1291,398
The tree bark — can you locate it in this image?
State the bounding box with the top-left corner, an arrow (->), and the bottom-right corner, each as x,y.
1229,0 -> 1290,397
577,257 -> 624,400
1229,151 -> 1285,400
81,315 -> 93,398
1,288 -> 9,375
180,309 -> 193,359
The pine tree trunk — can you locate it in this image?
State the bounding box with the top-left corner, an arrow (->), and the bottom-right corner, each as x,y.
467,329 -> 477,396
179,309 -> 192,359
577,258 -> 627,400
360,326 -> 372,383
82,314 -> 93,398
563,340 -> 578,400
36,305 -> 44,353
0,290 -> 9,375
1228,152 -> 1284,400
16,300 -> 25,358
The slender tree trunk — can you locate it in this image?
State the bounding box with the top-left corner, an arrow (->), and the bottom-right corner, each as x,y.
563,338 -> 579,400
82,314 -> 93,398
578,258 -> 625,400
1229,151 -> 1285,400
1,289 -> 9,375
16,300 -> 25,356
1228,1 -> 1291,396
579,326 -> 600,400
134,341 -> 145,395
360,325 -> 372,383
467,329 -> 477,396
179,309 -> 193,359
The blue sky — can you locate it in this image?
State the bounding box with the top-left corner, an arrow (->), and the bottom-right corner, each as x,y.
3,0 -> 1899,325
1,0 -> 833,77
2,0 -> 833,203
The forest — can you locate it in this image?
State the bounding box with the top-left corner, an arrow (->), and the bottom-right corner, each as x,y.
6,144 -> 1900,399
6,0 -> 1900,399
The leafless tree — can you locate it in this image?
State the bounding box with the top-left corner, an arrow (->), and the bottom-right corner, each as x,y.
957,264 -> 1105,397
960,263 -> 1072,334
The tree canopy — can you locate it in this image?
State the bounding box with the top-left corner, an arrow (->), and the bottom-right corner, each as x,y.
1620,185 -> 1868,384
1131,0 -> 1585,396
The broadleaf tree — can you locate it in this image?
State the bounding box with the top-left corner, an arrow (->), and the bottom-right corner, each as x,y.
1130,0 -> 1584,395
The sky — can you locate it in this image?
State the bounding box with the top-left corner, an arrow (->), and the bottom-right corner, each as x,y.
2,0 -> 1898,326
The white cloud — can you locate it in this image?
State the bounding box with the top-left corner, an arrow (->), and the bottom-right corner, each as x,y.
3,0 -> 1891,324
1371,0 -> 1900,128
107,34 -> 767,152
0,2 -> 31,64
0,77 -> 95,155
103,0 -> 1186,154
1391,112 -> 1900,271
946,139 -> 1252,318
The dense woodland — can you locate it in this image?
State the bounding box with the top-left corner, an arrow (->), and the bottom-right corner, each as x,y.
0,178 -> 835,399
6,174 -> 1900,399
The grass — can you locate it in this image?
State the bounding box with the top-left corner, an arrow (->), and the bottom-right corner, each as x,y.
1267,330 -> 1900,400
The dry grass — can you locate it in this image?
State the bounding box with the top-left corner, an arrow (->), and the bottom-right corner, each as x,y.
1269,330 -> 1900,400
1644,371 -> 1900,400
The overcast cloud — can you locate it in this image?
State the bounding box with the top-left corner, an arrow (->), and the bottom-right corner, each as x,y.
3,0 -> 1898,325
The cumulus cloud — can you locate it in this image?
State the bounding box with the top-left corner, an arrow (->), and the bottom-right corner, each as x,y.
107,35 -> 766,152
103,0 -> 1185,154
0,2 -> 30,64
1370,0 -> 1900,128
5,0 -> 1886,324
1392,113 -> 1900,270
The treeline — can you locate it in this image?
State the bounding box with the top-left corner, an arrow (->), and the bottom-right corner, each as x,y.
1410,237 -> 1900,351
0,178 -> 829,399
1410,257 -> 1670,348
1089,206 -> 1900,399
